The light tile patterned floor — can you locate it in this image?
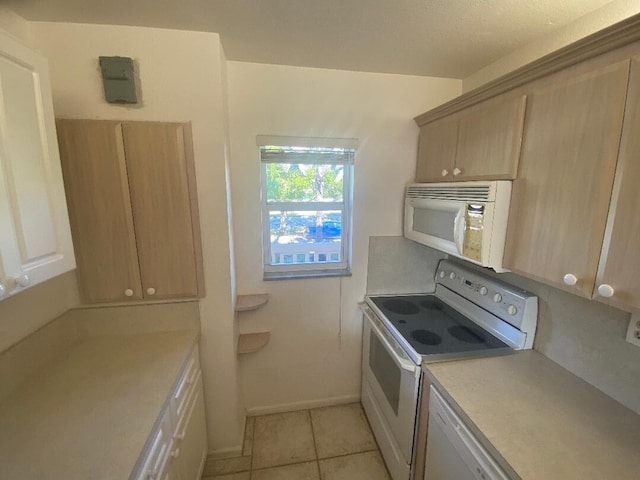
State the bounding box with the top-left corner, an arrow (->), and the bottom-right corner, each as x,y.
202,403 -> 390,480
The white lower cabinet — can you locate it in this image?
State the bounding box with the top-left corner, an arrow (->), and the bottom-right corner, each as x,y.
134,347 -> 207,480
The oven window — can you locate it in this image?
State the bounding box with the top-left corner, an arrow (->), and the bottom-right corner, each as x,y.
369,333 -> 401,415
413,207 -> 455,242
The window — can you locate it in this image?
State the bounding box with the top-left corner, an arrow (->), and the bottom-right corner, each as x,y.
258,135 -> 356,279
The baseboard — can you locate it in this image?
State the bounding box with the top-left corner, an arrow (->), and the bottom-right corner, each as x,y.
245,394 -> 361,416
207,445 -> 243,459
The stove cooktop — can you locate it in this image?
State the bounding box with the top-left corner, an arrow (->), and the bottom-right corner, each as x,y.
367,294 -> 510,359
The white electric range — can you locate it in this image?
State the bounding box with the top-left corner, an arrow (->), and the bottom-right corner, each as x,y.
360,260 -> 538,480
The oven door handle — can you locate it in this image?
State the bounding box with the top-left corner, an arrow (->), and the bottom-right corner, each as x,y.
361,304 -> 418,374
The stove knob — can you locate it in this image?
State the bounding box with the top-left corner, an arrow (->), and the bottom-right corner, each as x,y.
507,305 -> 518,315
493,293 -> 502,303
439,271 -> 446,279
479,286 -> 488,296
449,272 -> 457,280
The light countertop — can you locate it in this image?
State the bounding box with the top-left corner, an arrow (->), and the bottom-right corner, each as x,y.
0,330 -> 198,480
424,350 -> 640,480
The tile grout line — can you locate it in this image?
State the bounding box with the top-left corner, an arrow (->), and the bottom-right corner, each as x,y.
248,415 -> 253,480
307,409 -> 323,480
315,447 -> 379,461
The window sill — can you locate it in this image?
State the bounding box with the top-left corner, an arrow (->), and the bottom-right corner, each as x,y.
264,268 -> 352,281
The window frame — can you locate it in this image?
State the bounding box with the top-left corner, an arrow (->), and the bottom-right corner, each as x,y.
258,139 -> 355,280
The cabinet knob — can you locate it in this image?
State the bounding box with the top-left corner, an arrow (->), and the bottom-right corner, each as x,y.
441,169 -> 449,176
453,167 -> 463,176
124,288 -> 134,297
563,274 -> 578,286
170,447 -> 180,458
146,287 -> 156,296
13,274 -> 30,288
597,284 -> 615,298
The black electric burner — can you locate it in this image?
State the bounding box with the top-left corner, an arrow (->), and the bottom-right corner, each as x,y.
368,294 -> 509,358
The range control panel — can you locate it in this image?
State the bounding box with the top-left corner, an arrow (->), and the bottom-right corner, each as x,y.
435,260 -> 537,332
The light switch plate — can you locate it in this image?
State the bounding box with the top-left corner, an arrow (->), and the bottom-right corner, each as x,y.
626,311 -> 640,347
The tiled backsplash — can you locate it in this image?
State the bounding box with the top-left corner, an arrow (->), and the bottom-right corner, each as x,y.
366,236 -> 446,295
488,269 -> 639,415
68,302 -> 201,337
367,236 -> 640,415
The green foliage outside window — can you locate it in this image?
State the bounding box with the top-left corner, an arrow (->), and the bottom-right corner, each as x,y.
266,163 -> 343,202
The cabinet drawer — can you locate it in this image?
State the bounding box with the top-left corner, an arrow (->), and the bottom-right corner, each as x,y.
172,348 -> 199,421
174,374 -> 207,480
175,370 -> 202,435
135,408 -> 174,480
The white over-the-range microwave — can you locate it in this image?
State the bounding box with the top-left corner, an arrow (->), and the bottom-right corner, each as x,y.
404,180 -> 512,272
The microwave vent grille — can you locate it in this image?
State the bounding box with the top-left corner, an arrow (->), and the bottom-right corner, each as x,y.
406,184 -> 492,202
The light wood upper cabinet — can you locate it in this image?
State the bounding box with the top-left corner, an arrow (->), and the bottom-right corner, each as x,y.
503,60 -> 630,298
57,120 -> 143,303
594,58 -> 640,310
57,119 -> 204,304
415,94 -> 526,183
415,116 -> 458,182
0,31 -> 75,299
455,95 -> 526,180
122,122 -> 202,300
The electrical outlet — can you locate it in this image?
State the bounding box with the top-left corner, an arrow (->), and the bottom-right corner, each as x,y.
626,312 -> 640,347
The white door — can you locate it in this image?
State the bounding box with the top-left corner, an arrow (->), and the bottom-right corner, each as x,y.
0,31 -> 75,295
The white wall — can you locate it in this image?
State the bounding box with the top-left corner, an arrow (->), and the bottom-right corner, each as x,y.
463,0 -> 640,91
227,61 -> 460,413
0,7 -> 32,45
30,22 -> 243,453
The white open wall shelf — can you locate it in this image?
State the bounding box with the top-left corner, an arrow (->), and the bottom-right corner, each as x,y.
235,294 -> 270,354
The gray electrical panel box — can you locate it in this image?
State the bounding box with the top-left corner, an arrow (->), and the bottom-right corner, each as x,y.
99,56 -> 138,104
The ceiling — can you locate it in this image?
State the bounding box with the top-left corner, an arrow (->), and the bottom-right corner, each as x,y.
6,0 -> 618,78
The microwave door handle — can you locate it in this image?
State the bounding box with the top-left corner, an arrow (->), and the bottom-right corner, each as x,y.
361,304 -> 417,373
453,206 -> 466,255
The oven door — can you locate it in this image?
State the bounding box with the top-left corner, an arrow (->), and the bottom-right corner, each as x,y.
361,304 -> 420,466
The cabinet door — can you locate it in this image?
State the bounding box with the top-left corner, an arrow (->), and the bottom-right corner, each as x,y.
57,120 -> 143,302
454,94 -> 526,181
594,58 -> 640,309
0,32 -> 75,295
415,116 -> 458,182
504,60 -> 630,297
122,123 -> 202,300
